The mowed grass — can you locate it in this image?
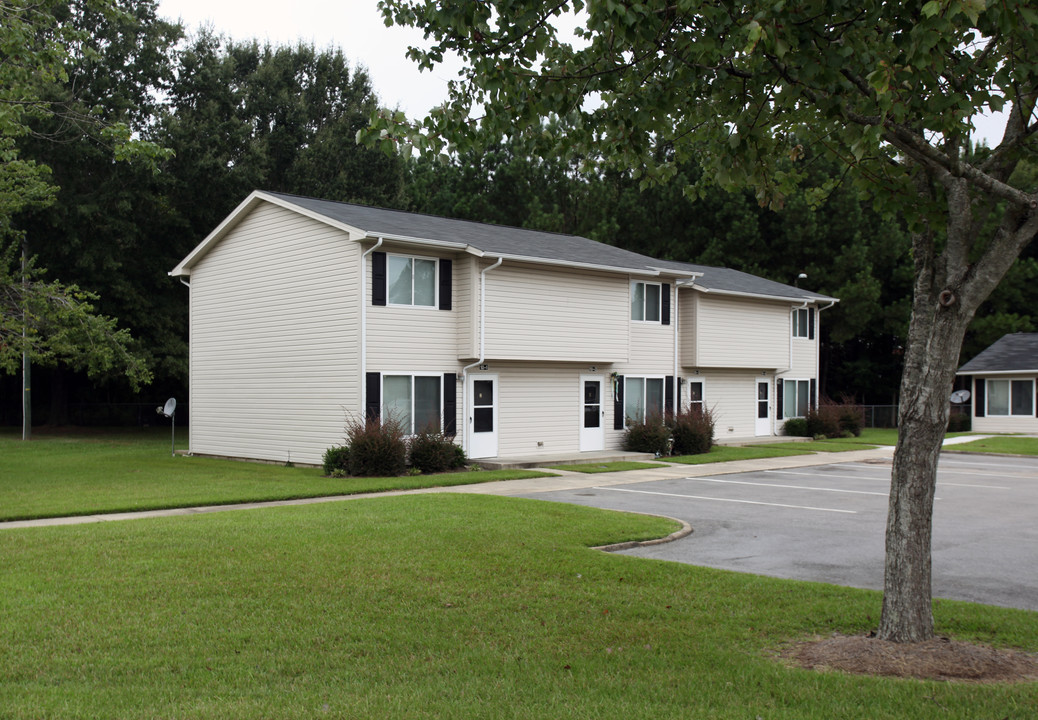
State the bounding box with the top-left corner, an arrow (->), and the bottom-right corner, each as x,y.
949,436 -> 1038,455
0,429 -> 551,522
1,494 -> 1036,719
668,444 -> 813,464
549,461 -> 668,473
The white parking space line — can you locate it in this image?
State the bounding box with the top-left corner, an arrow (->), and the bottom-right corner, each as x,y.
766,470 -> 888,482
593,486 -> 857,513
689,477 -> 890,497
939,459 -> 1038,470
937,482 -> 1010,489
934,468 -> 1024,479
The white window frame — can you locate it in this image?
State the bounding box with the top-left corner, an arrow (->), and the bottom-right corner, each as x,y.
782,378 -> 811,419
792,307 -> 809,338
381,373 -> 443,434
986,378 -> 1035,417
630,281 -> 662,323
387,253 -> 438,308
624,375 -> 666,425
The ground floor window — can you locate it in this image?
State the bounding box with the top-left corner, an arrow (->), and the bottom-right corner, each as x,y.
783,379 -> 810,419
625,376 -> 664,424
382,374 -> 442,433
987,379 -> 1035,416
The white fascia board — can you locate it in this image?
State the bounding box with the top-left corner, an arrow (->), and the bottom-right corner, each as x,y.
955,368 -> 1038,376
476,253 -> 667,277
358,232 -> 472,253
648,267 -> 704,280
691,285 -> 837,304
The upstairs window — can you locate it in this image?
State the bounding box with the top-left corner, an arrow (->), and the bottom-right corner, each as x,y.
388,254 -> 437,307
792,307 -> 809,338
631,281 -> 661,322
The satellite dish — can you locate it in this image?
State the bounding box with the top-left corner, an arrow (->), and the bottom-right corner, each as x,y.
950,389 -> 971,404
161,398 -> 177,418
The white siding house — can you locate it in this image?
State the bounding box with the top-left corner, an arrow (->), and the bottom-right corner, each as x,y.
171,191 -> 836,465
957,333 -> 1038,434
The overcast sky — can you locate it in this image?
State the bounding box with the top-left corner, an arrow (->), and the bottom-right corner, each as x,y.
157,0 -> 1008,145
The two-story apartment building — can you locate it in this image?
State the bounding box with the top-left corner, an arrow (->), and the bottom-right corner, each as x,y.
170,191 -> 835,465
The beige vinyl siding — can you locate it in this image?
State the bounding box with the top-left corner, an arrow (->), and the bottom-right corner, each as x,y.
188,203 -> 359,465
697,371 -> 764,440
790,333 -> 818,377
628,287 -> 676,368
368,278 -> 459,372
456,255 -> 477,360
488,363 -> 583,456
678,291 -> 697,367
482,262 -> 629,362
692,294 -> 789,369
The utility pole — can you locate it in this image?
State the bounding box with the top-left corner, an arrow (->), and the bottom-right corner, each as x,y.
22,239 -> 31,441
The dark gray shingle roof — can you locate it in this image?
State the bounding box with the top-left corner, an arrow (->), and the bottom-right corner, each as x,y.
958,333 -> 1038,374
265,192 -> 832,301
267,192 -> 685,275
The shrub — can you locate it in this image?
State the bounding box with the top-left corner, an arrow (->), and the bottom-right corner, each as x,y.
623,414 -> 671,455
322,445 -> 351,476
783,417 -> 810,437
805,407 -> 842,438
409,431 -> 466,474
345,415 -> 407,477
947,410 -> 971,432
668,407 -> 715,455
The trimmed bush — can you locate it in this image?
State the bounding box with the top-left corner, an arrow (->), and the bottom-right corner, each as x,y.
345,416 -> 407,477
805,407 -> 842,438
409,431 -> 466,474
322,445 -> 351,476
783,417 -> 810,437
623,415 -> 671,455
669,408 -> 715,455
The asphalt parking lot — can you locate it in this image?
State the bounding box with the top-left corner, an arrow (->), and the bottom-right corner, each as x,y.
514,453 -> 1038,611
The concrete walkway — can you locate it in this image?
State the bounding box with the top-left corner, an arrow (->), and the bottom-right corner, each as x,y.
0,436 -> 994,531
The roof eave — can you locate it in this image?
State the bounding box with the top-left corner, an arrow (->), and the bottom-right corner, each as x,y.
690,285 -> 837,304
956,368 -> 1038,375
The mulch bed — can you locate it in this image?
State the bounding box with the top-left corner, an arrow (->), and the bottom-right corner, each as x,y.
782,634 -> 1038,683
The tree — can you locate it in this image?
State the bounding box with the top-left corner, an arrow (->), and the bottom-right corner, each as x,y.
367,0 -> 1038,642
1,0 -> 167,432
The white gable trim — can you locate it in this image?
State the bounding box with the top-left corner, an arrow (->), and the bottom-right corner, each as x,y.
689,285 -> 833,305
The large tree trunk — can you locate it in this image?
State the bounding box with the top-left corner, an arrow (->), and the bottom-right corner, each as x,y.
878,291 -> 968,642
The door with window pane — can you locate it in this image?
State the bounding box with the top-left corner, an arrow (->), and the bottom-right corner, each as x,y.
755,380 -> 771,436
579,375 -> 605,451
468,375 -> 498,458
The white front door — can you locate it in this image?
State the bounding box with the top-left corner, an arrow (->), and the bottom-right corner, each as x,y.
579,375 -> 605,451
468,374 -> 498,459
755,380 -> 772,436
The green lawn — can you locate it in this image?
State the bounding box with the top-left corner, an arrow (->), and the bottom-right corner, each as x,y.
668,444 -> 813,464
1,494 -> 1036,719
0,429 -> 552,522
948,436 -> 1038,456
549,461 -> 668,473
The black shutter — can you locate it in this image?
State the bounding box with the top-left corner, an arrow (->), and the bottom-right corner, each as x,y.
808,308 -> 815,339
613,375 -> 625,430
776,380 -> 784,420
974,378 -> 985,418
365,372 -> 381,421
443,373 -> 457,435
810,378 -> 817,411
661,283 -> 671,325
371,251 -> 387,306
439,258 -> 452,311
665,375 -> 675,415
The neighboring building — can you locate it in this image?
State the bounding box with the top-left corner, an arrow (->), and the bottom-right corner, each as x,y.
170,191 -> 836,465
957,333 -> 1038,433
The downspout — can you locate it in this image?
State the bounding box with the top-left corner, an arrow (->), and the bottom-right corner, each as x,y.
360,238 -> 384,416
673,278 -> 696,414
461,257 -> 503,455
815,299 -> 837,407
